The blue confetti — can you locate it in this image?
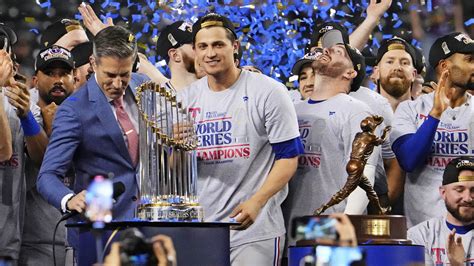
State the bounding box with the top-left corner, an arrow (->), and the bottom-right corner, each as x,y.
465,18 -> 474,26
34,0 -> 417,86
101,0 -> 110,9
393,20 -> 403,29
132,14 -> 142,23
29,28 -> 40,35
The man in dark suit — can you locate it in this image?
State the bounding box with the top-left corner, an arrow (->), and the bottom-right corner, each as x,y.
37,26 -> 148,249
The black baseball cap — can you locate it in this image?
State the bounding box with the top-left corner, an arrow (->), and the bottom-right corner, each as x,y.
192,13 -> 237,42
314,23 -> 365,92
40,19 -> 84,47
443,157 -> 474,185
413,46 -> 426,76
291,50 -> 322,76
35,45 -> 75,72
156,21 -> 193,61
307,22 -> 350,52
429,32 -> 474,68
71,41 -> 92,68
376,37 -> 417,67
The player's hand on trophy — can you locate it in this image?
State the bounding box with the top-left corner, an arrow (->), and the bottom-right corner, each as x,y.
429,70 -> 451,119
229,197 -> 264,230
67,190 -> 87,213
4,79 -> 30,119
446,228 -> 465,266
173,122 -> 194,142
78,2 -> 114,36
329,213 -> 357,247
41,102 -> 58,136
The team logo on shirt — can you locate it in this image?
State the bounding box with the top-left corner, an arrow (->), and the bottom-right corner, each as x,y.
0,153 -> 19,169
194,111 -> 250,163
298,120 -> 321,168
188,107 -> 201,118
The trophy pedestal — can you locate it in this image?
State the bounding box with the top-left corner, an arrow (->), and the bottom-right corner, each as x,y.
288,215 -> 424,265
137,203 -> 204,221
348,214 -> 408,244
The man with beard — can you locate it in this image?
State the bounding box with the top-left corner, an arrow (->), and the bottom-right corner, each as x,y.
373,37 -> 417,111
408,156 -> 474,265
391,32 -> 474,228
0,25 -> 48,264
156,20 -> 197,91
282,23 -> 378,251
19,45 -> 76,266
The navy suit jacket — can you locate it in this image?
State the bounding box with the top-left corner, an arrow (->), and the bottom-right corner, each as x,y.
37,73 -> 149,246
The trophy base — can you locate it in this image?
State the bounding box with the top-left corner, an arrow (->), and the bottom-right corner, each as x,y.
297,215 -> 408,245
137,204 -> 204,222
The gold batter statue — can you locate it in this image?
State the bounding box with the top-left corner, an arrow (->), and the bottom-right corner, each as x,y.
314,115 -> 391,215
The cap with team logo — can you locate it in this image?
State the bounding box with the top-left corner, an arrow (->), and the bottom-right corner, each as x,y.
291,50 -> 322,76
307,22 -> 350,52
192,13 -> 237,42
41,19 -> 84,47
376,37 -> 417,67
429,32 -> 474,68
156,21 -> 193,61
312,22 -> 365,92
443,157 -> 474,185
35,45 -> 75,72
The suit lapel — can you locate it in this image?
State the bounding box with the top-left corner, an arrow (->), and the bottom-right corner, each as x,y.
87,77 -> 132,165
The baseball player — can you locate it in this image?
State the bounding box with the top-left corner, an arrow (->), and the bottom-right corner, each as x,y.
179,13 -> 303,265
408,156 -> 474,265
391,32 -> 474,227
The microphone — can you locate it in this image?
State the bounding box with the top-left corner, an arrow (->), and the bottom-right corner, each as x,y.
59,181 -> 126,222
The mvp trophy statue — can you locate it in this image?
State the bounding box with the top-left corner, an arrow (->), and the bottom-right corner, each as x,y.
313,115 -> 408,244
135,82 -> 203,221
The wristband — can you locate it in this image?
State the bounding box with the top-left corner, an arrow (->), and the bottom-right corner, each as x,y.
20,111 -> 41,136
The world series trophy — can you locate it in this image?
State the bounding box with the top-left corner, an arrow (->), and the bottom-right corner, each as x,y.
135,82 -> 203,221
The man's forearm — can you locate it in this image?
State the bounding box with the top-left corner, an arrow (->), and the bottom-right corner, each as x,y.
385,158 -> 405,204
251,157 -> 298,206
25,128 -> 49,165
37,171 -> 74,210
349,16 -> 380,50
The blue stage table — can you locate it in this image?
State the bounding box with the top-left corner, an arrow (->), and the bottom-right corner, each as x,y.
67,221 -> 236,266
288,244 -> 425,266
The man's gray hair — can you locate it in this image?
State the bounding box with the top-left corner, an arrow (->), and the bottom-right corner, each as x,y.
93,26 -> 137,60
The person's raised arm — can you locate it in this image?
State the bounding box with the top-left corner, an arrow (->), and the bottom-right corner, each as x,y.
349,0 -> 392,50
